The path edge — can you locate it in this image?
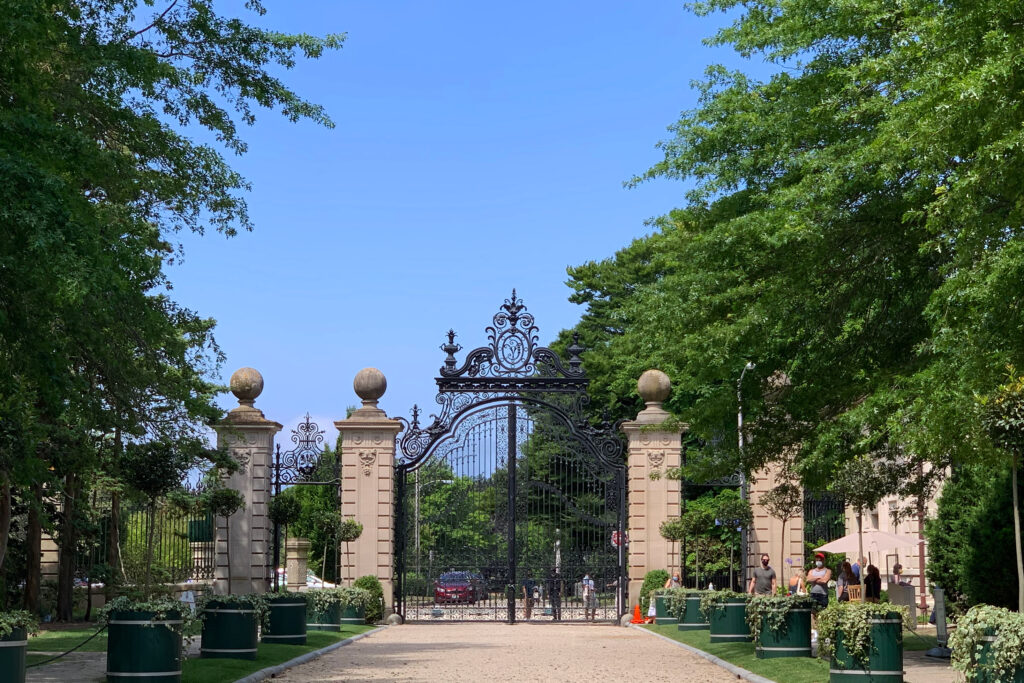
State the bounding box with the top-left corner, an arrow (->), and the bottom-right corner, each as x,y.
630,624 -> 776,683
233,625 -> 389,683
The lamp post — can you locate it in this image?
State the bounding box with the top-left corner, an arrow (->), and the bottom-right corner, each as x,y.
738,361 -> 755,590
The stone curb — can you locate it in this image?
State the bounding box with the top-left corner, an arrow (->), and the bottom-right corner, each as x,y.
630,624 -> 776,683
233,625 -> 389,683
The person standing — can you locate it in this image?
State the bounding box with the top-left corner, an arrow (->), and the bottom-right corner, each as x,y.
837,560 -> 859,602
664,571 -> 682,590
864,565 -> 882,603
581,572 -> 596,621
807,553 -> 832,609
547,569 -> 562,621
852,556 -> 866,580
522,576 -> 536,620
748,553 -> 778,595
787,569 -> 806,595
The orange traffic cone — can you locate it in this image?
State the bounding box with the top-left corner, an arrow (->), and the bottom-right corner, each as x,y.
630,604 -> 645,624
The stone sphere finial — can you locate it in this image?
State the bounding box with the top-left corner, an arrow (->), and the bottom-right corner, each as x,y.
353,367 -> 387,408
230,367 -> 264,407
637,369 -> 671,406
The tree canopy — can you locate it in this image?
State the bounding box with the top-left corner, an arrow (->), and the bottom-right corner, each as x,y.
561,0 -> 1024,498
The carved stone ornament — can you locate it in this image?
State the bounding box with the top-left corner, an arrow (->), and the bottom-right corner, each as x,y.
233,449 -> 252,475
359,450 -> 377,476
648,451 -> 665,468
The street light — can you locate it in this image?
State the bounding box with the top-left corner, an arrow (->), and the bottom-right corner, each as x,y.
738,361 -> 755,590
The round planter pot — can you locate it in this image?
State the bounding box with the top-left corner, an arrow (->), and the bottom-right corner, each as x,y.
0,626 -> 28,683
756,608 -> 812,659
105,609 -> 182,683
307,603 -> 342,632
677,594 -> 709,631
200,600 -> 258,660
709,600 -> 751,643
262,596 -> 307,645
653,595 -> 677,625
972,630 -> 1024,683
829,613 -> 903,682
340,604 -> 366,625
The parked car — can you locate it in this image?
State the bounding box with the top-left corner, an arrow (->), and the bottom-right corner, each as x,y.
434,571 -> 485,604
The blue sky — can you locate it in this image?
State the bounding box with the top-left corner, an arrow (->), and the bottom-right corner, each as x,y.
167,1 -> 753,446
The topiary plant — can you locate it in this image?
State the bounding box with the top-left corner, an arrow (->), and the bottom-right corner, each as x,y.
337,518 -> 363,585
353,574 -> 384,624
207,487 -> 245,594
640,569 -> 669,614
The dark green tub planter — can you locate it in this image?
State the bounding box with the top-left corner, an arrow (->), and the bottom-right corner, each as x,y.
340,604 -> 365,625
307,603 -> 342,632
262,595 -> 307,645
756,608 -> 812,658
0,627 -> 28,683
709,599 -> 752,643
829,614 -> 903,682
950,606 -> 1024,683
676,594 -> 709,631
106,609 -> 182,682
200,600 -> 258,660
653,595 -> 677,625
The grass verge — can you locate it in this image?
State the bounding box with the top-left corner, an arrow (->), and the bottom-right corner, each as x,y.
181,626 -> 375,683
26,653 -> 53,667
28,625 -> 108,652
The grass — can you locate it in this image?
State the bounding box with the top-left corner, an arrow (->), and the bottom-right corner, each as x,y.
645,624 -> 942,682
28,624 -> 109,652
26,653 -> 53,667
181,626 -> 375,683
645,624 -> 829,683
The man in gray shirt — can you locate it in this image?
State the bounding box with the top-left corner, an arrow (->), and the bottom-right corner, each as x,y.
748,553 -> 778,595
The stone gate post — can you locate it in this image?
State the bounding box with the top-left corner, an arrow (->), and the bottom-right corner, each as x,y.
622,370 -> 685,604
334,368 -> 402,612
212,367 -> 282,594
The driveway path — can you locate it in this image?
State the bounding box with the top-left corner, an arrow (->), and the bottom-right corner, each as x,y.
276,623 -> 738,683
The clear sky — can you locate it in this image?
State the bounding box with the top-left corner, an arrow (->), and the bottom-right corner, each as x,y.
167,1 -> 754,446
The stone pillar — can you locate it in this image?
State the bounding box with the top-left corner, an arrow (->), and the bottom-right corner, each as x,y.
286,538 -> 312,592
621,370 -> 684,605
212,367 -> 282,595
334,368 -> 402,610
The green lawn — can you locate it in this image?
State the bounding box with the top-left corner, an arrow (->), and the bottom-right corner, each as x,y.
645,624 -> 829,683
28,625 -> 109,652
26,653 -> 53,667
645,624 -> 937,682
181,626 -> 375,683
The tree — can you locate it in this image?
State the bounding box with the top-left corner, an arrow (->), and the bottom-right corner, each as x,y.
207,487 -> 245,594
712,489 -> 752,589
760,481 -> 803,575
981,369 -> 1024,612
0,0 -> 343,593
337,518 -> 363,586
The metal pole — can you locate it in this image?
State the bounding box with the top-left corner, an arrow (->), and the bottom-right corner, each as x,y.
273,444 -> 281,592
738,361 -> 755,591
415,470 -> 421,579
507,403 -> 517,624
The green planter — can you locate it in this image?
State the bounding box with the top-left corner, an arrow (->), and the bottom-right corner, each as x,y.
0,627 -> 27,683
709,601 -> 751,643
756,608 -> 812,659
340,604 -> 365,625
677,595 -> 709,631
830,613 -> 903,682
307,603 -> 342,632
262,595 -> 307,645
200,600 -> 258,660
974,632 -> 1024,683
105,610 -> 182,682
654,595 -> 677,625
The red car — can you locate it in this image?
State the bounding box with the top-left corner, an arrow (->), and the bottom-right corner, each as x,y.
433,571 -> 483,604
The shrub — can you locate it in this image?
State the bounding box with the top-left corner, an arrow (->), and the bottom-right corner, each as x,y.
353,575 -> 384,623
640,569 -> 669,614
950,604 -> 1024,681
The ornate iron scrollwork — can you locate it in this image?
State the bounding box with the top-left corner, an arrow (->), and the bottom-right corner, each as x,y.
273,414 -> 337,486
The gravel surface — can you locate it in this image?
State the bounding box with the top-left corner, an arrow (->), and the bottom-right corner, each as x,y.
276,623 -> 739,682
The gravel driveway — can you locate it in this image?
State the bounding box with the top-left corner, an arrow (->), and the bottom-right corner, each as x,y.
276,623 -> 737,682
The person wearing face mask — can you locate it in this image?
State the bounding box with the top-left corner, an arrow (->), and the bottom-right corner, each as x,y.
807,552 -> 832,611
748,553 -> 777,595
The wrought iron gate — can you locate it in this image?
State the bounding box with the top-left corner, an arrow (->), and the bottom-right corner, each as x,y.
395,292 -> 627,623
270,415 -> 340,589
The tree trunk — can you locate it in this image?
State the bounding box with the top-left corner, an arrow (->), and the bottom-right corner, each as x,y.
56,474 -> 79,621
857,508 -> 865,582
144,502 -> 156,595
1013,456 -> 1023,613
0,476 -> 11,572
225,514 -> 232,594
107,490 -> 122,586
24,484 -> 42,613
780,517 -> 788,575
